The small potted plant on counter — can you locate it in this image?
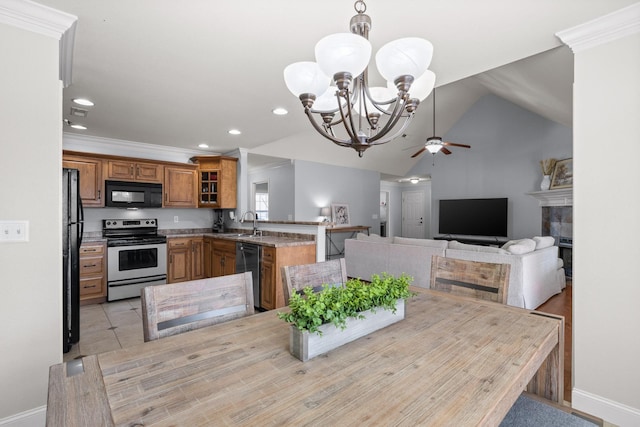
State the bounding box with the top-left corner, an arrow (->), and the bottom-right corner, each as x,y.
278,273 -> 413,361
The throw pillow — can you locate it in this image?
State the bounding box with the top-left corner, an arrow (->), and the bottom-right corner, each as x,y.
448,240 -> 509,254
501,238 -> 536,255
393,236 -> 448,249
533,236 -> 555,250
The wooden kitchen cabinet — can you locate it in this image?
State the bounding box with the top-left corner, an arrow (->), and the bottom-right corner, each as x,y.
106,159 -> 163,183
260,244 -> 316,310
63,154 -> 104,207
167,237 -> 204,283
211,238 -> 236,278
190,156 -> 238,208
164,165 -> 198,208
79,242 -> 107,305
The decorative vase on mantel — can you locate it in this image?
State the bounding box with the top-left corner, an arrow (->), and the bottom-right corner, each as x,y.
540,175 -> 551,191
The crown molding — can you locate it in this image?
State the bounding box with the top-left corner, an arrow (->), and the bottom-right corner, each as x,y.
63,133 -> 212,164
556,2 -> 640,53
0,0 -> 77,87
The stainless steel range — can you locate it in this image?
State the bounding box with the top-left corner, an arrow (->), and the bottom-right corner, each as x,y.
103,218 -> 167,301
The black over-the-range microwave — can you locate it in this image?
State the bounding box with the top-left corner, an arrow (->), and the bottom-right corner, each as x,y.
105,180 -> 163,208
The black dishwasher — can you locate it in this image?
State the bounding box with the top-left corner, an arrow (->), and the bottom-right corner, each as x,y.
236,242 -> 261,309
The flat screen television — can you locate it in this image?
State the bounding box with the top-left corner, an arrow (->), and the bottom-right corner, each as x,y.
438,198 -> 508,237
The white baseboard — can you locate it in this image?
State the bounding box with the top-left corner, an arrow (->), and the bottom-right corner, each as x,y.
573,388 -> 640,427
0,406 -> 45,427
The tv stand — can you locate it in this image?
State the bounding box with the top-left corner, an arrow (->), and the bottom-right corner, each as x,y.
434,235 -> 509,247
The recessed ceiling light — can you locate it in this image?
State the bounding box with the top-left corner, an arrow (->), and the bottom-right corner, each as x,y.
70,123 -> 87,130
198,143 -> 209,148
72,98 -> 94,107
228,129 -> 241,135
272,107 -> 288,115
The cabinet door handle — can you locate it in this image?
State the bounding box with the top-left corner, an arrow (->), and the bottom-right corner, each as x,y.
83,264 -> 97,268
165,193 -> 168,202
98,190 -> 101,200
84,248 -> 97,252
170,254 -> 173,264
83,285 -> 97,289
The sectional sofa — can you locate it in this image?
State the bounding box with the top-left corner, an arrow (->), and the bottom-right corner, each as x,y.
344,234 -> 566,309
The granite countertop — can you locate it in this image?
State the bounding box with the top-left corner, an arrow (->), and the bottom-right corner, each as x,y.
163,229 -> 316,248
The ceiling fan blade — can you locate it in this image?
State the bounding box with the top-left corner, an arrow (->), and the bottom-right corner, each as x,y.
411,147 -> 427,158
442,141 -> 471,148
441,147 -> 452,155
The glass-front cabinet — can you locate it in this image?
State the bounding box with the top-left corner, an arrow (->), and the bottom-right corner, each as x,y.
190,156 -> 238,209
200,170 -> 219,205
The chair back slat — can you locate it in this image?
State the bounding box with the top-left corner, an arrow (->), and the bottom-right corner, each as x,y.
282,258 -> 348,303
430,255 -> 510,304
142,272 -> 254,342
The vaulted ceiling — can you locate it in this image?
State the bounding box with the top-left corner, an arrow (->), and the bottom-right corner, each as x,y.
39,0 -> 636,177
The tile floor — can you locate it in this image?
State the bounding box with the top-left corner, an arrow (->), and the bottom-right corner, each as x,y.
63,298 -> 144,362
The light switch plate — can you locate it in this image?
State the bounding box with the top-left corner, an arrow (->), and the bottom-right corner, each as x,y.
0,221 -> 29,242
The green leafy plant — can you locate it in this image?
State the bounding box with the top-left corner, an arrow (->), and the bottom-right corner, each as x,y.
278,273 -> 414,335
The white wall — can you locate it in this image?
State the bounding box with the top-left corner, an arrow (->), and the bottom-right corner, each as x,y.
571,31 -> 640,426
421,94 -> 572,239
0,23 -> 62,420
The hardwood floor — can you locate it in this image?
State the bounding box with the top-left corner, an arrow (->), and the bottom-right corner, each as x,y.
536,279 -> 572,402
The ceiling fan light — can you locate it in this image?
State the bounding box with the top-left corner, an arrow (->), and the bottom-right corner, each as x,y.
410,178 -> 420,184
426,143 -> 442,154
284,62 -> 330,98
375,37 -> 433,82
315,33 -> 372,79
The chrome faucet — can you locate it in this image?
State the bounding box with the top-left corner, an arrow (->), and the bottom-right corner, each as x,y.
240,210 -> 258,235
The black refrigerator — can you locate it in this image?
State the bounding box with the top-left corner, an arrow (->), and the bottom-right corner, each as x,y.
62,168 -> 83,352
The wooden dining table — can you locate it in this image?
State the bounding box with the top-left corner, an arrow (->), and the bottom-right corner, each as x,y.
47,287 -> 563,426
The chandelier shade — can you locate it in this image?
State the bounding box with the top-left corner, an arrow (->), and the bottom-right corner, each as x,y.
375,38 -> 433,83
389,69 -> 436,102
315,33 -> 372,79
311,86 -> 348,113
283,62 -> 330,98
283,0 -> 435,157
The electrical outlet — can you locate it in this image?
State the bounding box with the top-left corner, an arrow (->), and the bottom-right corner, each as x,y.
0,221 -> 29,242
174,216 -> 179,223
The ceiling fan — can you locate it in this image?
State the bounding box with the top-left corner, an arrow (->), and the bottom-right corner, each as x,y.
410,88 -> 471,158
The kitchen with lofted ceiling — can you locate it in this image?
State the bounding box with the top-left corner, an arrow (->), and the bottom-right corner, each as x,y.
1,1 -> 640,426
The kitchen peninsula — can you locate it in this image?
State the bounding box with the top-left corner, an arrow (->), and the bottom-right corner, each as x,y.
163,222 -> 320,310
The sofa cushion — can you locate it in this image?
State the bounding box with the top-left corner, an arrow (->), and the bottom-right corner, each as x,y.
356,233 -> 393,243
393,236 -> 448,250
448,240 -> 509,255
533,236 -> 555,250
557,258 -> 564,269
502,238 -> 536,255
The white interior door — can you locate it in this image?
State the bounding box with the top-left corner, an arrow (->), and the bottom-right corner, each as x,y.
402,190 -> 425,238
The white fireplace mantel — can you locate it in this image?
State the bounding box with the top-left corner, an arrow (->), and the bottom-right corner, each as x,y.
527,188 -> 573,206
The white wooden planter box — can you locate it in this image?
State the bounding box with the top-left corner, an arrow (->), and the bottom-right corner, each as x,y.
289,299 -> 405,362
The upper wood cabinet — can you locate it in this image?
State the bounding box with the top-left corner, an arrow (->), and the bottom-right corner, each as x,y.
62,154 -> 104,207
63,150 -> 198,209
106,160 -> 163,183
190,156 -> 238,209
163,165 -> 198,208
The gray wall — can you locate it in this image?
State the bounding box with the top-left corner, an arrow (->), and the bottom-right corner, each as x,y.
293,160 -> 380,229
416,94 -> 572,239
248,160 -> 295,221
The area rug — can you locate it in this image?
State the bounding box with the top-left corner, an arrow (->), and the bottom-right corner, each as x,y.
500,394 -> 600,427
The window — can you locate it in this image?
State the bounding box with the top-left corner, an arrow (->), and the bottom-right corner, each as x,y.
254,183 -> 269,220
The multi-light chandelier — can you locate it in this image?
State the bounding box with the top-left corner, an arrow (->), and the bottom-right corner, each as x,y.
283,0 -> 436,157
